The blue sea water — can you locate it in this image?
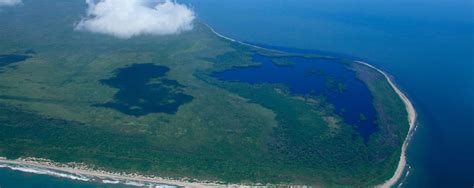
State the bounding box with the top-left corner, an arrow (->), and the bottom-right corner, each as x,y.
182,0 -> 474,187
0,167 -> 114,188
0,164 -> 175,188
1,0 -> 473,187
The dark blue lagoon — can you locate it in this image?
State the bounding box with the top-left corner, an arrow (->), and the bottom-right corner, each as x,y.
213,54 -> 377,141
186,0 -> 474,185
0,54 -> 30,69
97,63 -> 193,116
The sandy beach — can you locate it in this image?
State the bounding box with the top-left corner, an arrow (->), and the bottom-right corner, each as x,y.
0,27 -> 417,188
355,61 -> 417,188
208,28 -> 419,188
0,157 -> 220,187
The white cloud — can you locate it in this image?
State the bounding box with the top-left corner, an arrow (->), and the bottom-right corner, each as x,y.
0,0 -> 22,6
75,0 -> 195,39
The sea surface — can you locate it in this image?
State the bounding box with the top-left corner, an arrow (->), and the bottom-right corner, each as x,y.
0,164 -> 126,188
1,0 -> 473,187
0,164 -> 175,188
183,0 -> 473,187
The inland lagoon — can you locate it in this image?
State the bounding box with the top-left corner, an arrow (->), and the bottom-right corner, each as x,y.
96,63 -> 193,116
213,53 -> 378,141
186,0 -> 473,187
0,54 -> 30,69
1,0 -> 471,187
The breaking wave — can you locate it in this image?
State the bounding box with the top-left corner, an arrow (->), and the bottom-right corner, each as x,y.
0,164 -> 90,181
0,163 -> 177,187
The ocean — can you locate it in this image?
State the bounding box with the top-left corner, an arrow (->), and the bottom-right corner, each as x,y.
1,0 -> 473,187
0,164 -> 175,188
183,0 -> 474,187
0,165 -> 123,188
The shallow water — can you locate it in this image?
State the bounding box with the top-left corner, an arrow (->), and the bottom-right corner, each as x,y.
0,164 -> 177,188
0,165 -> 124,188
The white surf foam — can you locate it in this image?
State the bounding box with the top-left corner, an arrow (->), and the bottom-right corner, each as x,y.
155,185 -> 178,188
123,180 -> 147,187
0,164 -> 90,182
102,179 -> 120,184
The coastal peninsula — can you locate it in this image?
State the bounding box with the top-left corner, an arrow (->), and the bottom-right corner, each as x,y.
0,0 -> 413,187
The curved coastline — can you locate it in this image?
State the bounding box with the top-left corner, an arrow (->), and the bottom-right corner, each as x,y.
356,61 -> 417,188
0,24 -> 417,187
207,24 -> 418,187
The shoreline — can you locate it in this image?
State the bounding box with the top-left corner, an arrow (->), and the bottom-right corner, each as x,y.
207,24 -> 418,187
355,61 -> 417,188
0,24 -> 417,188
0,157 -> 219,187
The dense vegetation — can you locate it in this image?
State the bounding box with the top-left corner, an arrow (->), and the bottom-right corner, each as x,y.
0,0 -> 409,186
